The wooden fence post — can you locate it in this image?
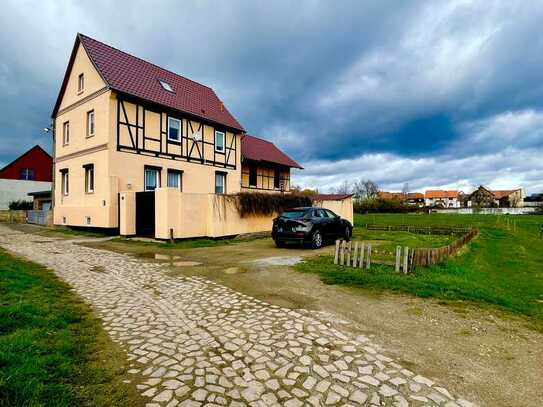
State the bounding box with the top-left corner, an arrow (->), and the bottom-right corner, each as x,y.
359,243 -> 365,268
395,246 -> 401,272
403,246 -> 409,273
340,240 -> 346,266
352,242 -> 359,267
346,241 -> 352,266
334,240 -> 340,264
366,244 -> 371,269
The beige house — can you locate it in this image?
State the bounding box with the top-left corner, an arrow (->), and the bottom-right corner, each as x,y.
51,34 -> 348,238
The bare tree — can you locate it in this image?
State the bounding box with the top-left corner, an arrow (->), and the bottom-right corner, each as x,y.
353,179 -> 379,200
402,182 -> 409,195
334,180 -> 352,194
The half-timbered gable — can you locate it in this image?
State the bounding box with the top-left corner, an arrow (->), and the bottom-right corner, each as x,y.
116,96 -> 238,169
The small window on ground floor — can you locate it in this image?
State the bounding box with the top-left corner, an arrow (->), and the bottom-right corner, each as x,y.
60,169 -> 69,196
84,164 -> 94,193
144,167 -> 161,191
215,172 -> 226,194
167,169 -> 182,190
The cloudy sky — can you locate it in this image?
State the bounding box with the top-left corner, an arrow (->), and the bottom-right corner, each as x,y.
1,0 -> 542,194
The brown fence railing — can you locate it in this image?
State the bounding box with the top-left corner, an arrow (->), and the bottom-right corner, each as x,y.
334,225 -> 479,273
411,228 -> 479,268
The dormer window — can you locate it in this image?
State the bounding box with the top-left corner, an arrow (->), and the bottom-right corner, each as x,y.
159,79 -> 174,92
78,73 -> 84,92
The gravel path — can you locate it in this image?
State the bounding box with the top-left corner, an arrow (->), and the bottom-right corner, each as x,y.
0,225 -> 475,407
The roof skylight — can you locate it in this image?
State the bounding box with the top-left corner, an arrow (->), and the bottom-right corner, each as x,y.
158,79 -> 174,92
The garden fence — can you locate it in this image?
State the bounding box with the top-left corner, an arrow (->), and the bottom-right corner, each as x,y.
334,225 -> 479,273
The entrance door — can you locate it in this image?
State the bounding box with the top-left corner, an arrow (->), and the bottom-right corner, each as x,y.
136,191 -> 155,236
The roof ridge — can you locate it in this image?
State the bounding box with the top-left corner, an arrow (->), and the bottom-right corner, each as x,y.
78,33 -> 214,91
245,134 -> 274,144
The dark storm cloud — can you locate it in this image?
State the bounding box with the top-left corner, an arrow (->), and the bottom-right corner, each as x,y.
0,0 -> 542,192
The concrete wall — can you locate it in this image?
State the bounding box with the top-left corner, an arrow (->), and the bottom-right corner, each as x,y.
313,196 -> 354,224
0,210 -> 27,223
0,179 -> 51,209
149,189 -> 355,239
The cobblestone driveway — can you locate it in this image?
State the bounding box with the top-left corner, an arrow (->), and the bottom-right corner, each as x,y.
0,226 -> 474,407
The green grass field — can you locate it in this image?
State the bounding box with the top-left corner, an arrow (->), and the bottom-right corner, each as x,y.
295,213 -> 543,331
0,249 -> 142,407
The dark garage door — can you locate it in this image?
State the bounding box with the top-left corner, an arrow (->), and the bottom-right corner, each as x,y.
136,191 -> 155,237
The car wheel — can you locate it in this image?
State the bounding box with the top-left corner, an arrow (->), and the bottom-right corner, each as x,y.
344,226 -> 351,241
311,230 -> 323,249
275,239 -> 285,248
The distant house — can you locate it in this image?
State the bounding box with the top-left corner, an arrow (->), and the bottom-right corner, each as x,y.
424,190 -> 460,208
468,186 -> 524,208
377,191 -> 425,207
0,145 -> 52,209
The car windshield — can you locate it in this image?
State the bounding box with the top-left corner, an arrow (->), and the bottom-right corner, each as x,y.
280,210 -> 308,219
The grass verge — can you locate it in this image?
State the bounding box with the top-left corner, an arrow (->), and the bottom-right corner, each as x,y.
0,248 -> 143,407
295,213 -> 543,331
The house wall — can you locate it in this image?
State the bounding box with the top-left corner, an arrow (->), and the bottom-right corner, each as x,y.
0,179 -> 51,209
424,197 -> 460,208
58,42 -> 107,111
52,43 -> 243,229
241,162 -> 290,192
313,197 -> 354,224
149,189 -> 353,240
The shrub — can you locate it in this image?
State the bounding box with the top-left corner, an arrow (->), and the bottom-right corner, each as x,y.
354,198 -> 417,214
231,192 -> 312,218
8,200 -> 33,210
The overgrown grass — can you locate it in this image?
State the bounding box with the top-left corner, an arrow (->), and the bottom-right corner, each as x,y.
295,213 -> 543,331
0,248 -> 142,407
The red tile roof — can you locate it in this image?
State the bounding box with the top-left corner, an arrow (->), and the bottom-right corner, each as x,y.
311,194 -> 353,201
425,190 -> 458,199
241,135 -> 303,169
492,189 -> 520,199
53,34 -> 244,132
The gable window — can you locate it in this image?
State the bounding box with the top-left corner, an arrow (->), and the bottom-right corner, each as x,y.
19,168 -> 35,181
159,79 -> 174,92
84,164 -> 94,193
274,169 -> 281,189
215,172 -> 226,194
168,117 -> 181,142
78,73 -> 84,92
63,121 -> 70,145
144,166 -> 161,191
87,110 -> 95,137
215,131 -> 225,153
167,169 -> 183,190
60,169 -> 69,196
249,166 -> 257,187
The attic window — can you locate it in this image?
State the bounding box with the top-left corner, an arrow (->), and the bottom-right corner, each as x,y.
158,79 -> 174,93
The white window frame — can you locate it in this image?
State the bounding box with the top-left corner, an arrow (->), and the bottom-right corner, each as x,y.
167,169 -> 182,190
62,171 -> 69,196
63,121 -> 70,145
144,168 -> 161,191
85,166 -> 94,193
167,117 -> 181,142
159,79 -> 174,92
215,130 -> 225,153
87,110 -> 95,137
215,172 -> 226,194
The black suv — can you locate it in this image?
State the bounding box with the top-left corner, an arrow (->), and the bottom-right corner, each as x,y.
272,207 -> 353,249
